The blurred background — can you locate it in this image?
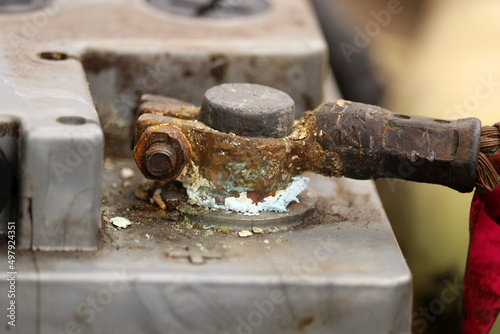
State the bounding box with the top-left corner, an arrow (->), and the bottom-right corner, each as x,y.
311,0 -> 500,333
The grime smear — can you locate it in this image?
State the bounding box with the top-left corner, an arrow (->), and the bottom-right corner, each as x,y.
183,176 -> 309,215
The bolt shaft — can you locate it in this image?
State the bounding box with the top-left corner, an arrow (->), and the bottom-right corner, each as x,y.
145,142 -> 178,178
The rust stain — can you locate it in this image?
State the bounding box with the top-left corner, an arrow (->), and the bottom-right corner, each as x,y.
209,54 -> 229,83
0,121 -> 21,138
297,315 -> 314,330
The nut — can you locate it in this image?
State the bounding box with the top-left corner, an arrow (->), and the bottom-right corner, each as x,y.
133,125 -> 191,181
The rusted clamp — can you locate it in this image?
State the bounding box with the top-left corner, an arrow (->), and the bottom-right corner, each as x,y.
134,84 -> 318,203
133,112 -> 316,203
134,84 -> 482,200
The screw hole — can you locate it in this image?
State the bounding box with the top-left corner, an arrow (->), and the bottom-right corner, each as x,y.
38,52 -> 68,61
433,119 -> 451,124
394,114 -> 410,119
57,116 -> 86,125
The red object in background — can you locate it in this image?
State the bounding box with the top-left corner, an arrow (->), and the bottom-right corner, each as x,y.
463,184 -> 500,333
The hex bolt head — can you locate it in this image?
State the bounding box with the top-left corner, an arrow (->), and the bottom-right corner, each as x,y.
198,83 -> 295,138
145,142 -> 178,178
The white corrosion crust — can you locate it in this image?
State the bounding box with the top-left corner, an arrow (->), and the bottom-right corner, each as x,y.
182,175 -> 309,215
